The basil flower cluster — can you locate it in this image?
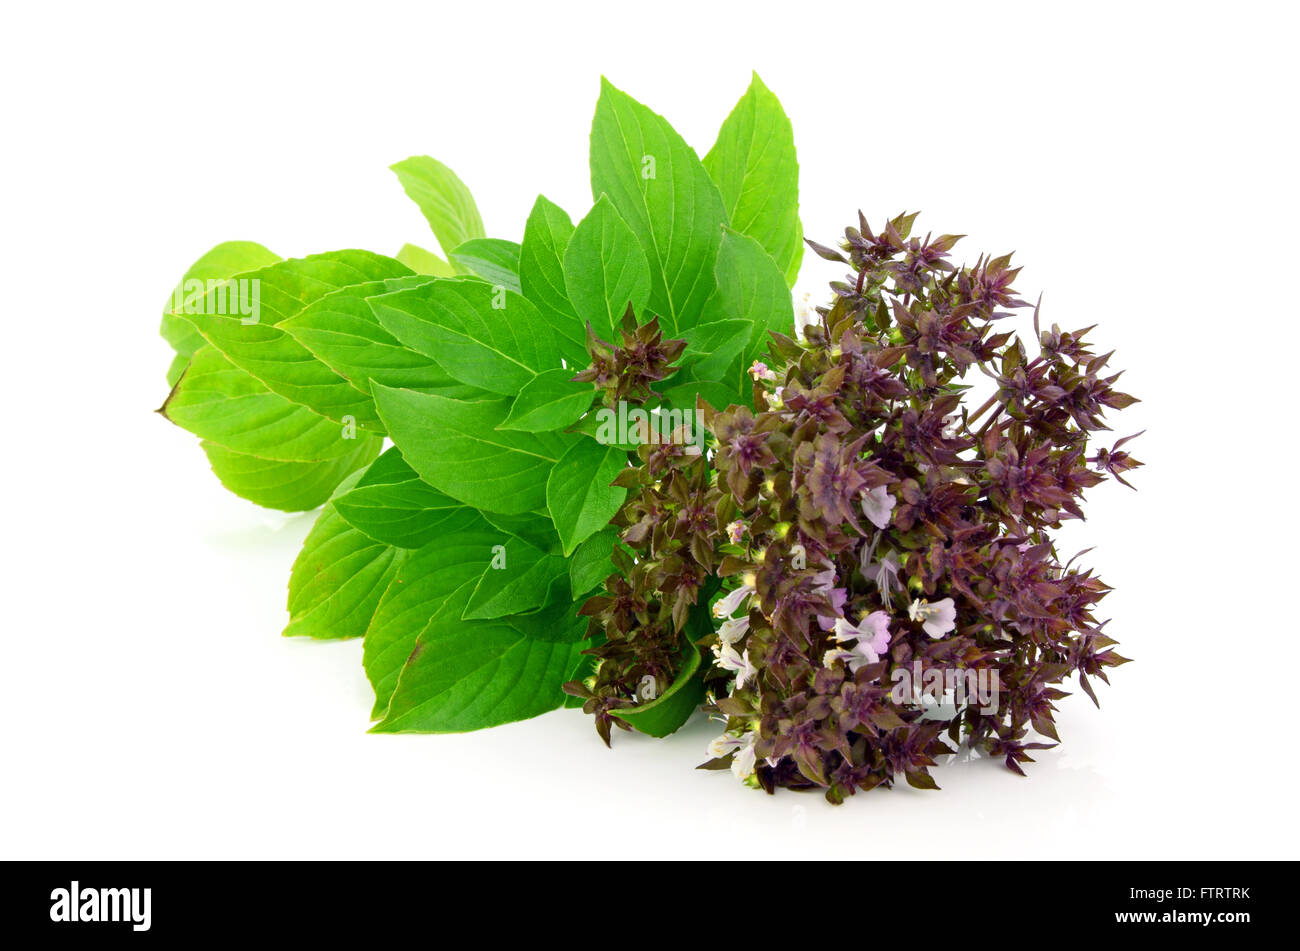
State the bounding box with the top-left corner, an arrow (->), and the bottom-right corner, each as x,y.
569,212 -> 1140,802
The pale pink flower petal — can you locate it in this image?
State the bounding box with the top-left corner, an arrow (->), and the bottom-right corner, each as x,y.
860,485 -> 896,530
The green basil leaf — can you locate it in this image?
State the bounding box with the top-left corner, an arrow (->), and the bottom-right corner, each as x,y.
363,513 -> 500,718
161,346 -> 375,462
284,499 -> 407,640
199,438 -> 380,512
280,276 -> 484,404
659,379 -> 743,416
369,279 -> 561,396
569,528 -> 619,596
373,385 -> 571,515
703,73 -> 803,286
390,156 -> 485,265
462,535 -> 568,620
546,438 -> 627,556
333,447 -> 467,549
449,237 -> 522,292
182,250 -> 413,428
161,241 -> 281,385
564,194 -> 651,340
564,410 -> 641,451
480,510 -> 562,555
518,195 -> 585,365
372,581 -> 585,734
395,243 -> 456,277
589,78 -> 727,335
678,318 -> 751,385
700,229 -> 794,390
499,367 -> 594,433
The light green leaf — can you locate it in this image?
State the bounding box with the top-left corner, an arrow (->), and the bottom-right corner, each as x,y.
160,241 -> 281,385
373,385 -> 571,515
284,500 -> 407,639
546,438 -> 627,556
703,73 -> 803,286
700,229 -> 794,390
369,279 -> 561,396
518,195 -> 585,365
333,447 -> 467,549
161,346 -> 376,462
589,78 -> 728,334
279,276 -> 483,402
678,318 -> 751,385
390,156 -> 485,265
449,237 -> 521,292
395,243 -> 456,277
373,582 -> 585,733
499,367 -> 593,432
564,194 -> 651,340
199,438 -> 380,512
462,535 -> 568,620
181,250 -> 413,428
363,512 -> 500,718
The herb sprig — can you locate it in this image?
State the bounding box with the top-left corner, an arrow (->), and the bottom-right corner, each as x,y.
158,75 -> 1138,799
159,75 -> 801,734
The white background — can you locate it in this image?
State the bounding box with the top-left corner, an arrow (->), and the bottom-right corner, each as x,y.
2,0 -> 1297,859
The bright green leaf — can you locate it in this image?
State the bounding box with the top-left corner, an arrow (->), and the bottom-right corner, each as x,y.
659,378 -> 743,416
284,501 -> 407,639
518,195 -> 585,365
161,241 -> 281,385
703,73 -> 803,286
369,279 -> 561,396
279,276 -> 485,404
546,438 -> 627,555
390,156 -> 485,265
362,512 -> 500,718
395,243 -> 456,277
161,346 -> 378,462
373,582 -> 585,733
462,535 -> 568,620
181,250 -> 413,428
700,229 -> 794,391
589,78 -> 728,334
678,318 -> 751,385
564,194 -> 651,339
611,641 -> 704,737
480,510 -> 562,555
199,439 -> 380,512
333,447 -> 467,549
373,385 -> 571,515
499,367 -> 594,432
449,237 -> 521,292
